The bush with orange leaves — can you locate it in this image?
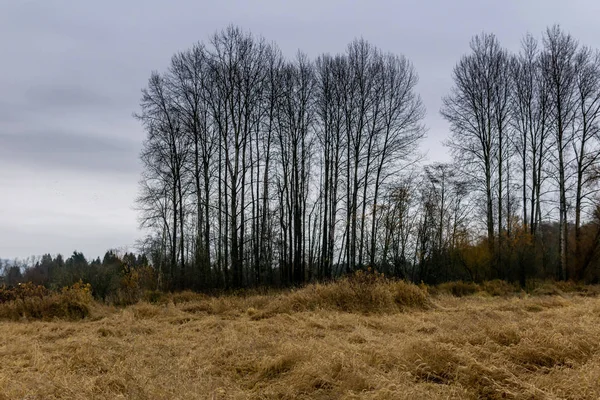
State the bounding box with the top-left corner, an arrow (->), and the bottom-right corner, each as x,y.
0,280 -> 93,321
0,282 -> 49,303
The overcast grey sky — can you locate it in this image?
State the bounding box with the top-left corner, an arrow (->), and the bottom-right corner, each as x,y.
1,0 -> 599,260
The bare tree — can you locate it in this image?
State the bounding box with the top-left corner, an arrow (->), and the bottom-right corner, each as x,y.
136,72 -> 190,288
540,25 -> 578,280
572,46 -> 600,278
169,43 -> 216,287
368,53 -> 425,268
275,53 -> 316,284
442,33 -> 510,276
207,26 -> 270,287
379,178 -> 418,277
510,34 -> 552,236
315,54 -> 346,279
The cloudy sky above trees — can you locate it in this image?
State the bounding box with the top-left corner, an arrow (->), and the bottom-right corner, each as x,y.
1,0 -> 598,259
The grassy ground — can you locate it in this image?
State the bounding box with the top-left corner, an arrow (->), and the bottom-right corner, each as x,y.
1,280 -> 600,399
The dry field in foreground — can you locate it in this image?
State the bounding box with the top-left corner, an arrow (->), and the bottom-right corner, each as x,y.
1,281 -> 600,399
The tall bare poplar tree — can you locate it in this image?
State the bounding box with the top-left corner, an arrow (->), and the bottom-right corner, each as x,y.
540,25 -> 578,280
442,33 -> 510,276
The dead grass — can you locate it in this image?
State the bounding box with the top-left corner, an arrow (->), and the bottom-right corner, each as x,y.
251,277 -> 430,319
1,280 -> 600,399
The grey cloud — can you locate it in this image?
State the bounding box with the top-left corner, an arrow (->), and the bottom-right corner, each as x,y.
24,84 -> 112,111
0,101 -> 21,124
0,130 -> 139,174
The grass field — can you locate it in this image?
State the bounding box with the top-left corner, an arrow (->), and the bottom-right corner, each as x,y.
1,279 -> 600,399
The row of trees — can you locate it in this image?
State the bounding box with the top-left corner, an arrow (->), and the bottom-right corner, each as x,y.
443,26 -> 600,284
5,26 -> 599,294
136,26 -> 427,289
136,25 -> 600,290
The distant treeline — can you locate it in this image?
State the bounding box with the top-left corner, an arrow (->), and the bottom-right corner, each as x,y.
2,210 -> 600,299
0,251 -> 151,302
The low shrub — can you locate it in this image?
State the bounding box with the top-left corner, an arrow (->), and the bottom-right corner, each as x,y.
140,290 -> 210,306
436,281 -> 480,297
525,280 -> 600,297
143,290 -> 167,304
0,282 -> 49,303
392,280 -> 430,309
554,280 -> 600,296
530,281 -> 563,296
170,290 -> 209,304
108,265 -> 157,306
0,280 -> 93,321
481,280 -> 519,296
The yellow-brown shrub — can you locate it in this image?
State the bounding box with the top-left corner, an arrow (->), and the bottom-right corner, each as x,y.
111,265 -> 157,306
0,280 -> 92,321
0,282 -> 49,303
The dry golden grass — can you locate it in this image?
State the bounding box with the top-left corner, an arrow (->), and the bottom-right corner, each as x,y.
1,279 -> 600,399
